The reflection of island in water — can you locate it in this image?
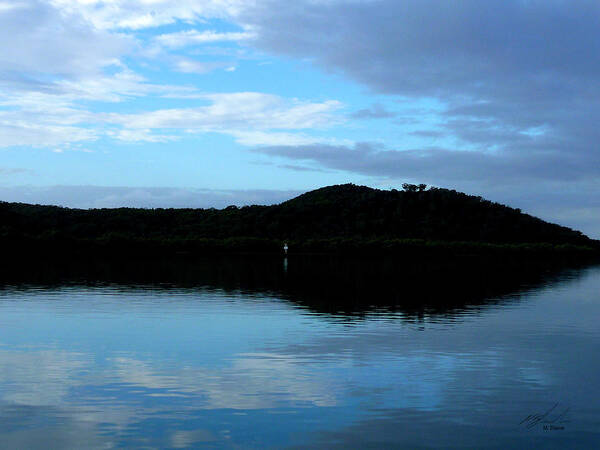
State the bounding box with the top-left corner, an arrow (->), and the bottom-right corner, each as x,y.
0,255 -> 595,320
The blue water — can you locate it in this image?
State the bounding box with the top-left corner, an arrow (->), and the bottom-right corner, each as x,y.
0,258 -> 599,448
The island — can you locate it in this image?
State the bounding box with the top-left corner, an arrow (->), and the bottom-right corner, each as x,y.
1,183 -> 598,258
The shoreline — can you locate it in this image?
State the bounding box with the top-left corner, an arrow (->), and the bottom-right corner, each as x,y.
3,236 -> 599,260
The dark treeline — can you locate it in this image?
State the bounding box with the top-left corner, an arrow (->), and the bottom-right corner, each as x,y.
1,183 -> 598,256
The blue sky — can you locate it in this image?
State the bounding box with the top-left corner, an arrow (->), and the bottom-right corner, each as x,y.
1,0 -> 600,237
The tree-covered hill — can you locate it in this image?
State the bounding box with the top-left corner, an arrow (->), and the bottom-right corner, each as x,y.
272,184 -> 591,244
0,184 -> 597,256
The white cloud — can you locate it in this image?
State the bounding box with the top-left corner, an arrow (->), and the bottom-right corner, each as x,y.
0,1 -> 348,151
0,119 -> 98,148
107,128 -> 176,143
173,58 -> 230,74
55,70 -> 198,103
0,70 -> 200,148
49,0 -> 247,30
104,93 -> 343,144
0,167 -> 31,175
0,1 -> 26,12
0,0 -> 132,77
230,130 -> 325,146
0,85 -> 343,148
156,29 -> 255,49
0,69 -> 198,107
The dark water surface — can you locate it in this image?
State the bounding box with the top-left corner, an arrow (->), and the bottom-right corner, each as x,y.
0,256 -> 599,448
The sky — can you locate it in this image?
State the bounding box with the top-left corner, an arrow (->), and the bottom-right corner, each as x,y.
1,0 -> 599,238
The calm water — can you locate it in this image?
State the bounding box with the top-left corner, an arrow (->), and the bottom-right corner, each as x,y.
0,256 -> 599,448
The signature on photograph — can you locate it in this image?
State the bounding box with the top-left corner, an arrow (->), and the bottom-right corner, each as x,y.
519,402 -> 571,430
